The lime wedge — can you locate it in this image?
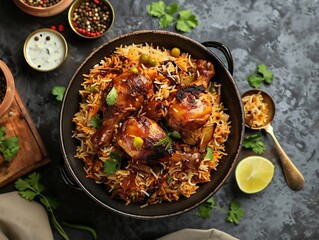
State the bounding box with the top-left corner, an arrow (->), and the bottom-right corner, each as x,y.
235,156 -> 275,194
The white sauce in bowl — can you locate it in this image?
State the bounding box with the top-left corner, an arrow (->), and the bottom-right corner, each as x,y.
24,29 -> 67,71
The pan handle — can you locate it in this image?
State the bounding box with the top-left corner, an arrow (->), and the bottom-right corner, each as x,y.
201,41 -> 234,75
60,158 -> 82,190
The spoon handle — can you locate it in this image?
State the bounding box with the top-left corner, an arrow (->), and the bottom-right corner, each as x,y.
264,124 -> 305,190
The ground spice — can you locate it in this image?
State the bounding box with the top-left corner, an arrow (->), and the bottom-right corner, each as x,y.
0,70 -> 7,104
22,0 -> 62,8
71,0 -> 112,38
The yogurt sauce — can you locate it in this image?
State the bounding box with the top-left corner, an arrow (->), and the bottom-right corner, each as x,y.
24,29 -> 67,71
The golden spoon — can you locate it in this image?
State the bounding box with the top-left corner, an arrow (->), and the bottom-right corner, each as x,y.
242,89 -> 305,190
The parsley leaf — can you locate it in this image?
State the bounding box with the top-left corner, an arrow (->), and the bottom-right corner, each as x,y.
89,115 -> 102,129
154,131 -> 180,150
197,198 -> 245,225
226,200 -> 245,225
52,86 -> 66,101
105,87 -> 118,106
247,73 -> 263,88
170,130 -> 181,139
257,64 -> 273,84
176,10 -> 198,33
159,13 -> 175,28
147,1 -> 198,33
104,152 -> 122,176
166,2 -> 179,15
242,134 -> 265,154
247,64 -> 274,88
197,197 -> 216,219
147,0 -> 166,17
0,127 -> 19,162
1,137 -> 19,161
154,135 -> 172,150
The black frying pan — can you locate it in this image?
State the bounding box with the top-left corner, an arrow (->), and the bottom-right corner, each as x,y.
59,30 -> 244,219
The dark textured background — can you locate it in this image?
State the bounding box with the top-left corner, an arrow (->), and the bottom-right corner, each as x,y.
0,0 -> 318,239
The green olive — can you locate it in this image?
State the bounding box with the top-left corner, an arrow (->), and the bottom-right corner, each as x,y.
140,54 -> 149,64
147,58 -> 158,67
133,136 -> 144,148
130,66 -> 139,73
171,47 -> 181,58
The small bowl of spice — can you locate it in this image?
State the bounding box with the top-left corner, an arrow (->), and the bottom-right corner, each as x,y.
13,0 -> 73,17
68,0 -> 114,39
23,28 -> 68,72
0,60 -> 15,118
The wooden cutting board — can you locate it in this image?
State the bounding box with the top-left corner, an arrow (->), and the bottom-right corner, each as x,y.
0,90 -> 50,187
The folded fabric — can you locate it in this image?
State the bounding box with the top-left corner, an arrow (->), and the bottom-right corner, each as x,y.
157,228 -> 239,240
0,191 -> 53,240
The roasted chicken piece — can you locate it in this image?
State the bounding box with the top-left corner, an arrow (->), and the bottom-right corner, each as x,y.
117,116 -> 168,161
166,60 -> 215,144
192,59 -> 215,89
143,97 -> 167,121
91,72 -> 153,149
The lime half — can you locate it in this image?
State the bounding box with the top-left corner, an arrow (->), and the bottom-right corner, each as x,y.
235,156 -> 275,194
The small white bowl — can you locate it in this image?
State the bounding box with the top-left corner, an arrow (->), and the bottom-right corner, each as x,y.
23,28 -> 68,72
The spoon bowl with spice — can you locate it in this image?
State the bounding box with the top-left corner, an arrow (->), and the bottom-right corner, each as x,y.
68,0 -> 114,39
242,89 -> 305,191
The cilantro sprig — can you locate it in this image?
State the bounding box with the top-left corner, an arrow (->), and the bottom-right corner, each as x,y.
197,197 -> 244,225
147,1 -> 198,33
89,115 -> 102,129
176,9 -> 198,33
105,86 -> 118,106
0,126 -> 19,162
104,151 -> 122,176
52,86 -> 66,101
15,172 -> 67,239
226,200 -> 245,225
197,197 -> 216,219
15,172 -> 97,240
247,64 -> 273,88
154,130 -> 181,150
242,133 -> 265,154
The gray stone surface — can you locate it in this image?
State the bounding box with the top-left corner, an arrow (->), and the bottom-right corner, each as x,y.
0,0 -> 318,239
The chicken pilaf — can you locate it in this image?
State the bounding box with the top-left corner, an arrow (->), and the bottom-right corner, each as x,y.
73,43 -> 231,206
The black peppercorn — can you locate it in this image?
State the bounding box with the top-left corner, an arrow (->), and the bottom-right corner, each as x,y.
22,0 -> 62,7
0,70 -> 7,104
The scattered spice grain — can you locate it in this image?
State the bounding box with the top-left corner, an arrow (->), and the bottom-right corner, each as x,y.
0,70 -> 7,104
22,0 -> 62,8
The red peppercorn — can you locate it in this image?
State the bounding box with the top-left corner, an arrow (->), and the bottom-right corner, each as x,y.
50,25 -> 57,30
58,24 -> 65,32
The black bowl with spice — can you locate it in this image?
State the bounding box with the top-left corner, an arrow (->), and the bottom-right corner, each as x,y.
68,0 -> 114,39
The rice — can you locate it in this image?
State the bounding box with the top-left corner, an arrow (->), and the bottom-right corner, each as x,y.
242,92 -> 269,128
72,43 -> 231,206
